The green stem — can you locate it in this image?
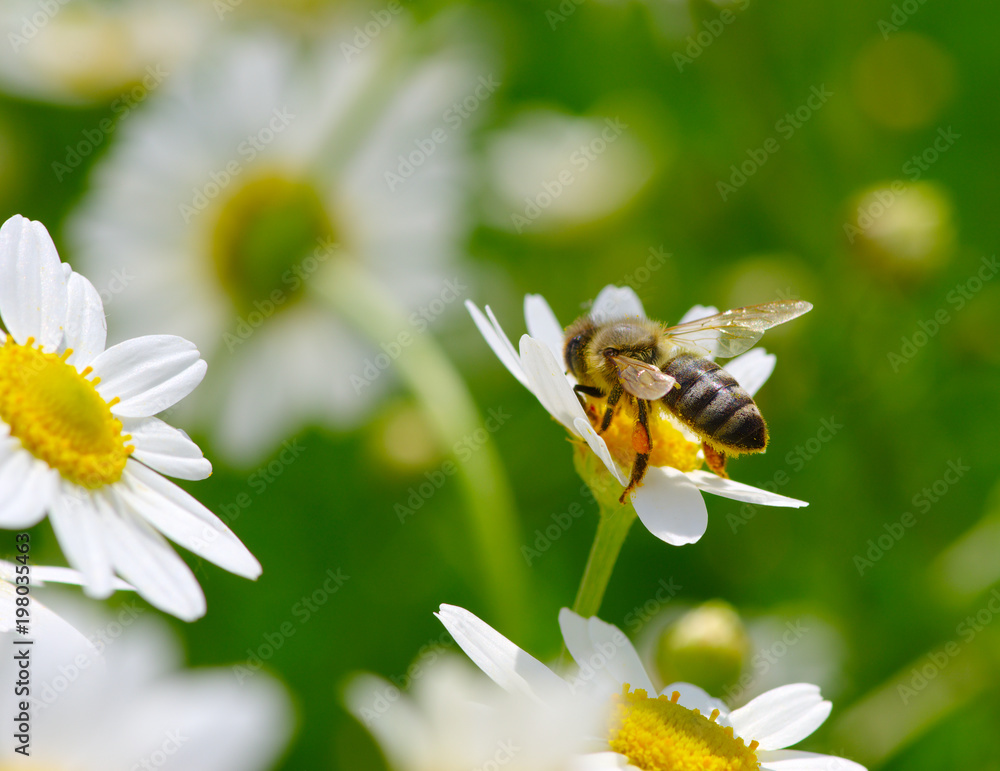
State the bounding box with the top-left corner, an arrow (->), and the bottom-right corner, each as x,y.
313,261 -> 527,635
572,499 -> 636,618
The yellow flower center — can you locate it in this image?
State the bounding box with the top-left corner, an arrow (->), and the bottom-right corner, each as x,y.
0,337 -> 132,488
211,174 -> 338,317
609,686 -> 760,771
584,399 -> 702,473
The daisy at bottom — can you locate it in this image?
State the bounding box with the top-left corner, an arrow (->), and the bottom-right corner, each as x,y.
436,604 -> 865,771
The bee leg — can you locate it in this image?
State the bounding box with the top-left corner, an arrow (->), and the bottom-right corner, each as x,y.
620,400 -> 651,504
702,442 -> 729,478
599,384 -> 623,433
573,383 -> 605,410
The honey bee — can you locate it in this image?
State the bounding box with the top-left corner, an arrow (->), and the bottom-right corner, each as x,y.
564,301 -> 812,502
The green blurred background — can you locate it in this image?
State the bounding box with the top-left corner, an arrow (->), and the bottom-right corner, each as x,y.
2,0 -> 999,768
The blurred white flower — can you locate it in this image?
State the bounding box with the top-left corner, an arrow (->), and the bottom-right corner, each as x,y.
0,215 -> 260,621
69,18 -> 488,463
0,0 -> 207,104
0,561 -> 125,651
346,653 -> 600,771
437,604 -> 865,771
467,285 -> 806,546
0,591 -> 293,769
486,109 -> 654,234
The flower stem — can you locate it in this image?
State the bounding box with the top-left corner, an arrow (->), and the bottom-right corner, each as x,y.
572,499 -> 636,618
313,261 -> 528,635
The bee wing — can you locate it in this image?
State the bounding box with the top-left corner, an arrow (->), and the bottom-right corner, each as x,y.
610,354 -> 678,400
661,300 -> 812,359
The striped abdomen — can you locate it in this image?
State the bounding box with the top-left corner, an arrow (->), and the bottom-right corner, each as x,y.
661,353 -> 767,453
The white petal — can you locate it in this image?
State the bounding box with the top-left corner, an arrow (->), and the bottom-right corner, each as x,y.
558,608 -> 655,695
524,294 -> 566,367
570,752 -> 631,770
590,285 -> 645,322
121,462 -> 261,579
435,604 -> 568,700
684,470 -> 808,508
0,451 -> 58,528
677,304 -> 719,324
0,215 -> 68,350
759,750 -> 867,771
91,335 -> 207,417
99,491 -> 207,621
63,270 -> 107,367
629,466 -> 708,546
48,486 -> 116,598
730,683 -> 832,750
123,416 -> 212,481
465,300 -> 528,387
16,563 -> 133,591
520,335 -> 588,432
572,417 -> 629,486
662,681 -> 729,718
724,348 -> 776,398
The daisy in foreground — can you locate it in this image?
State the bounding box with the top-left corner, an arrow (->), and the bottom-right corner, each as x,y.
0,215 -> 260,620
1,592 -> 292,769
467,285 -> 808,546
437,604 -> 865,771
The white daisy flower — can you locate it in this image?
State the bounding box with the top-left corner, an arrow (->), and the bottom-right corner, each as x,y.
346,654 -> 601,771
437,604 -> 866,771
1,591 -> 293,769
0,214 -> 261,621
467,285 -> 807,546
0,0 -> 207,105
69,20 -> 488,464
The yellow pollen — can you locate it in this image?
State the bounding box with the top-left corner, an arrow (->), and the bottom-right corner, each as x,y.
0,336 -> 133,488
585,400 -> 702,473
608,685 -> 760,771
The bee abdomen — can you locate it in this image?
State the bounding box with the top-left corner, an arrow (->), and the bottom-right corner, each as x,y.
662,353 -> 767,452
